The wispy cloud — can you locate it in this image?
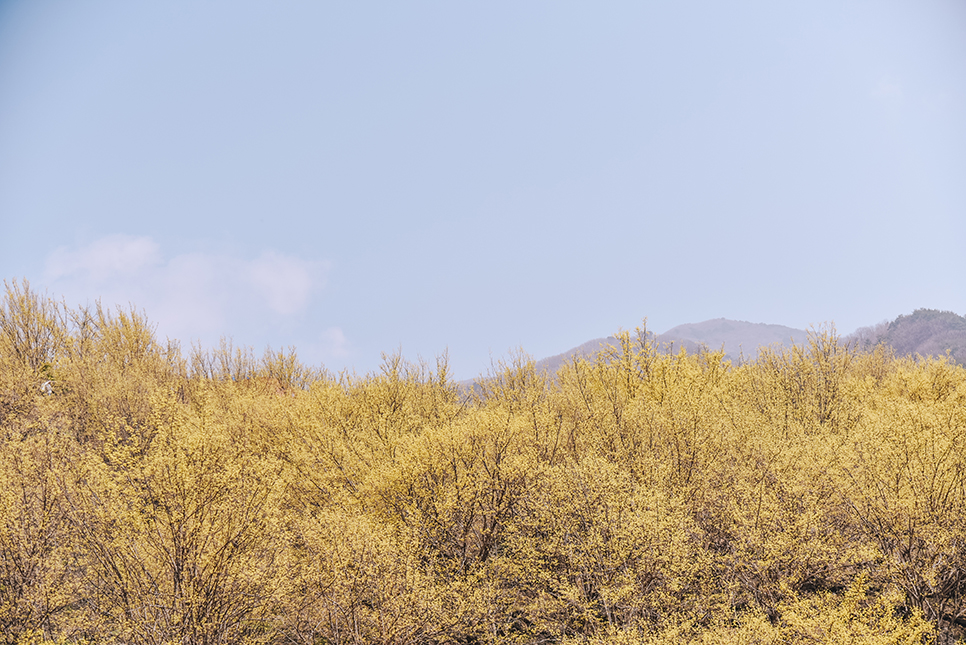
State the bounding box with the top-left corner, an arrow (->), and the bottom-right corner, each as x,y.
249,251 -> 318,316
318,327 -> 350,358
300,326 -> 353,370
43,235 -> 330,343
45,234 -> 163,281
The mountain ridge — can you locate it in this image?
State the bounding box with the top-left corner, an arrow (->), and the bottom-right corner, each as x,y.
533,319 -> 806,375
529,309 -> 966,377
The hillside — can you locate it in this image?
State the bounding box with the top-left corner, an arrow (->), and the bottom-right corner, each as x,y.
534,335 -> 639,375
535,319 -> 806,374
848,308 -> 966,363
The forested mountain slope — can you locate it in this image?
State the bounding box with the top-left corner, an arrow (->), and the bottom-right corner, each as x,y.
2,279 -> 964,644
849,309 -> 966,364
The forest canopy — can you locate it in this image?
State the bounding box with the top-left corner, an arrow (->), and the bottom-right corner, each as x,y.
1,279 -> 964,644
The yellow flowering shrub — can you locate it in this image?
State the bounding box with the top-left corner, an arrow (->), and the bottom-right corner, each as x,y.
0,281 -> 962,643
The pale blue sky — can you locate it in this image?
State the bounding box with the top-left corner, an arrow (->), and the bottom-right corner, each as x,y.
1,1 -> 964,378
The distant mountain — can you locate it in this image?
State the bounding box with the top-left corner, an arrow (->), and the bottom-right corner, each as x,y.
847,309 -> 966,363
534,319 -> 807,374
534,335 -> 632,376
525,309 -> 966,381
656,319 -> 807,362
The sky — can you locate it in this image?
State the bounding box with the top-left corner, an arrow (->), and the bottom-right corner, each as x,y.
1,1 -> 964,379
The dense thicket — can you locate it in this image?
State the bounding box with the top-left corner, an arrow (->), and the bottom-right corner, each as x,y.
1,279 -> 964,644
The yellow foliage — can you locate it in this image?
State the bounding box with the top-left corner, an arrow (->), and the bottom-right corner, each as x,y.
1,284 -> 965,643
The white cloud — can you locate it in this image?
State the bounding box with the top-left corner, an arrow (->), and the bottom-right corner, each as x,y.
45,234 -> 162,280
249,251 -> 326,316
319,327 -> 349,358
154,252 -> 234,331
299,326 -> 352,370
42,235 -> 331,343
